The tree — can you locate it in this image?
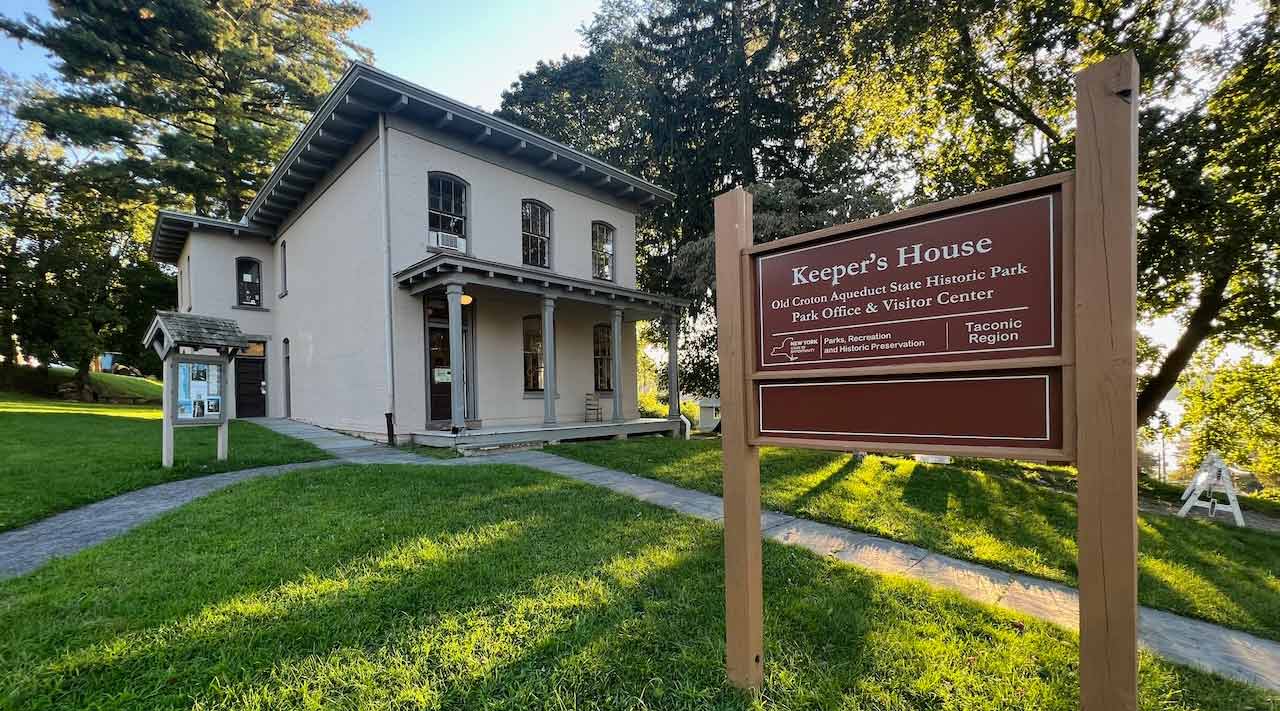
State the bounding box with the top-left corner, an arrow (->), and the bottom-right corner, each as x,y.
1180,351 -> 1280,488
2,75 -> 174,391
1136,9 -> 1280,422
0,74 -> 64,370
1,0 -> 371,219
821,0 -> 1280,423
8,157 -> 158,397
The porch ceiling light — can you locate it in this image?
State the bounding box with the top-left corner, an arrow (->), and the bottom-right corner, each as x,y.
460,294 -> 474,306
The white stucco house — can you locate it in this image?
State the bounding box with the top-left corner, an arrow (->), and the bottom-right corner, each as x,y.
149,62 -> 686,448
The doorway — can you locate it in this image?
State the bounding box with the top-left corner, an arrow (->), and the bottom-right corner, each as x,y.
424,297 -> 471,425
427,326 -> 453,422
282,338 -> 292,418
235,358 -> 266,417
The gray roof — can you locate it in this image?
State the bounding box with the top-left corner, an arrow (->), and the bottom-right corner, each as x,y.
243,62 -> 674,232
151,211 -> 272,264
149,62 -> 674,264
144,311 -> 249,353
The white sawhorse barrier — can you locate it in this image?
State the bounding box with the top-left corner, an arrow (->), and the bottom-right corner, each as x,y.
1177,452 -> 1245,527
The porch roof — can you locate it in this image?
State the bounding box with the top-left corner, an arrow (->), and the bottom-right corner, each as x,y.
394,253 -> 688,319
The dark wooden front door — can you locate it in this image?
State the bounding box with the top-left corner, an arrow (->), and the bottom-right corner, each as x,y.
428,327 -> 451,421
236,358 -> 266,417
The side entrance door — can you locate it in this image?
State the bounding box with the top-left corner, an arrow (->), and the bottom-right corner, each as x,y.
235,358 -> 267,417
428,326 -> 451,422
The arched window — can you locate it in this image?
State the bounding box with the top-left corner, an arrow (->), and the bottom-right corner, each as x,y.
236,257 -> 262,307
521,200 -> 551,268
592,222 -> 614,281
428,172 -> 468,250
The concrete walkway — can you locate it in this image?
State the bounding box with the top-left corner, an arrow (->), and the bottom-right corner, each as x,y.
246,418 -> 430,465
6,418 -> 1279,692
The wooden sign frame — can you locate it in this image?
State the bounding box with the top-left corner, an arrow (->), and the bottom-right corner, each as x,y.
713,53 -> 1138,710
746,171 -> 1076,460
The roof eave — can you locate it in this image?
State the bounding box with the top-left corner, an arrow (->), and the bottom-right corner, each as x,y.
240,63 -> 677,231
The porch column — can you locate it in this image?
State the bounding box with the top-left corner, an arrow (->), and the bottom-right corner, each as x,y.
446,283 -> 467,431
611,307 -> 624,422
666,312 -> 681,421
543,296 -> 557,424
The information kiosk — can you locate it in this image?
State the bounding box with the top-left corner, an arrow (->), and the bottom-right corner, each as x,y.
143,311 -> 249,467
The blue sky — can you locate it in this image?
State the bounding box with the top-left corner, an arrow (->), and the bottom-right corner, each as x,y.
0,0 -> 599,110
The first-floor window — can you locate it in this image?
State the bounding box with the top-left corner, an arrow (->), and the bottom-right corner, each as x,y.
593,324 -> 612,392
523,315 -> 543,391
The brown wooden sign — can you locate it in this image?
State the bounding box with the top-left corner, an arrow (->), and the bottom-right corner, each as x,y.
713,52 -> 1139,711
746,176 -> 1074,459
756,190 -> 1062,370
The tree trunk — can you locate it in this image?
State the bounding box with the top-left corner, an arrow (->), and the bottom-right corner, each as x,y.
74,359 -> 96,402
1136,274 -> 1230,423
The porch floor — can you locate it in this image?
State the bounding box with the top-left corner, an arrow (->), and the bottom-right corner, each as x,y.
411,417 -> 680,449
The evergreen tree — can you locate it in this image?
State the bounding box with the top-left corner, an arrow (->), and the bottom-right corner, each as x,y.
1,0 -> 371,219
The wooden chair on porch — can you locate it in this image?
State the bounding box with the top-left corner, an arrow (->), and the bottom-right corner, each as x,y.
584,393 -> 603,422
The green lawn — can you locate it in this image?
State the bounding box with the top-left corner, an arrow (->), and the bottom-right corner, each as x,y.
0,392 -> 330,531
1,463 -> 1272,710
547,438 -> 1280,642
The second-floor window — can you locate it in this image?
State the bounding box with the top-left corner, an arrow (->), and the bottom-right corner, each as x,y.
429,173 -> 467,249
592,222 -> 614,280
521,200 -> 551,268
236,258 -> 262,307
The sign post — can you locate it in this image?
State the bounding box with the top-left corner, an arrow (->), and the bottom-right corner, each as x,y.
1074,52 -> 1139,711
714,187 -> 764,688
713,52 -> 1138,709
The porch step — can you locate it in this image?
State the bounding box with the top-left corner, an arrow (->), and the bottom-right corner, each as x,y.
456,441 -> 545,457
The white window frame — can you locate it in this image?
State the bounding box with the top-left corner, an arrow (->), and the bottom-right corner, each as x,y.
592,221 -> 615,281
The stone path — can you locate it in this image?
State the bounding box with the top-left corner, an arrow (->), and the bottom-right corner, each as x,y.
0,460 -> 337,579
248,418 -> 429,465
5,419 -> 1279,693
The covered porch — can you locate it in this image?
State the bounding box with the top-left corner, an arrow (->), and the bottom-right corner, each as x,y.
395,253 -> 688,440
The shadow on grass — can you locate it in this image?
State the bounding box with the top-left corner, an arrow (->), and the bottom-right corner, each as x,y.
1,464 -> 1273,710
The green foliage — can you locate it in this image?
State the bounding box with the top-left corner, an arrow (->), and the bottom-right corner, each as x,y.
636,388 -> 697,422
2,462 -> 1270,709
1256,488 -> 1280,505
0,0 -> 369,387
1180,353 -> 1280,487
0,0 -> 371,219
502,1 -> 1280,419
550,437 -> 1280,641
1,79 -> 168,386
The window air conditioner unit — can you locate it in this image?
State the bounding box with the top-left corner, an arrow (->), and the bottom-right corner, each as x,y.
429,230 -> 465,252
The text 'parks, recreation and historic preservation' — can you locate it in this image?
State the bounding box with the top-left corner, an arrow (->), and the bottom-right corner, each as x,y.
755,191 -> 1061,370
